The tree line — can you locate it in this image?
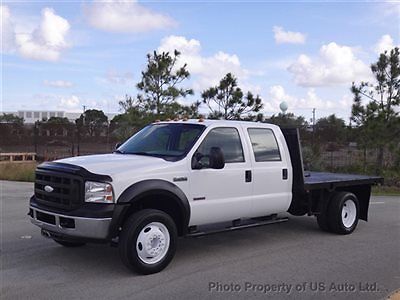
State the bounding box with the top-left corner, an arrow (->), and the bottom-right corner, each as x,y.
1,48 -> 399,175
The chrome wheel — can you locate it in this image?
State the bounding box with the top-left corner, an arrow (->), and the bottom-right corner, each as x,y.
341,199 -> 357,228
136,222 -> 170,265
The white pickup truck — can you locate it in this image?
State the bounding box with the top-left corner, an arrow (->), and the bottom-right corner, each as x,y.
29,120 -> 382,274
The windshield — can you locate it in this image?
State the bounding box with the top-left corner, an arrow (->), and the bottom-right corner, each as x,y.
117,123 -> 205,161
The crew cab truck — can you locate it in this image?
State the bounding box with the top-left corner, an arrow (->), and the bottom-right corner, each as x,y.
29,120 -> 383,274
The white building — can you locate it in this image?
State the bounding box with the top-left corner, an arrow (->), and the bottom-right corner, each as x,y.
1,111 -> 117,124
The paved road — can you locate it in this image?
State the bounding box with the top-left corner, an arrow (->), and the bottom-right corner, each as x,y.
1,180 -> 399,300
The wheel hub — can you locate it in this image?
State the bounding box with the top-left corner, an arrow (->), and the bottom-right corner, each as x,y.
341,199 -> 356,228
136,222 -> 170,264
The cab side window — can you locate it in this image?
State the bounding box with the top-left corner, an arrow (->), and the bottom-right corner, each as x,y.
248,128 -> 281,162
197,127 -> 244,163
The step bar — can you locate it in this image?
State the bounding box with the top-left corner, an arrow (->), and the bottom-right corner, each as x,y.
186,216 -> 289,237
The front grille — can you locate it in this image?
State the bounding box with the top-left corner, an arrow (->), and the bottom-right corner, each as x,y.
35,170 -> 83,210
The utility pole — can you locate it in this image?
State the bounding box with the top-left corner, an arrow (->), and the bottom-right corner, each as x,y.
77,105 -> 86,157
312,108 -> 316,127
82,105 -> 86,121
312,108 -> 316,148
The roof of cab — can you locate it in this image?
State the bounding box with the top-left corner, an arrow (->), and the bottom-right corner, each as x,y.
153,119 -> 280,129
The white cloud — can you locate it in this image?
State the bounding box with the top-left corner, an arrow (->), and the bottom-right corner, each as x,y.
288,42 -> 371,87
104,70 -> 134,85
59,95 -> 80,109
44,80 -> 73,88
2,6 -> 70,61
1,5 -> 16,52
266,85 -> 349,114
273,26 -> 306,44
17,93 -> 111,113
158,35 -> 251,91
382,2 -> 400,18
84,0 -> 176,33
374,34 -> 398,54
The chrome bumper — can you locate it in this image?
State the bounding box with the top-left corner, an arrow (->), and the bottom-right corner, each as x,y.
29,206 -> 112,240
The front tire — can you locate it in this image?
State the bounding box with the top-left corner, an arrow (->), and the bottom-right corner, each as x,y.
327,192 -> 359,234
119,209 -> 177,275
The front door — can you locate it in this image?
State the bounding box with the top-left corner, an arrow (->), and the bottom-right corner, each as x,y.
188,126 -> 253,226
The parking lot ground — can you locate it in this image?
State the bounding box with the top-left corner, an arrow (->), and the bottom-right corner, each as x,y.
1,180 -> 399,299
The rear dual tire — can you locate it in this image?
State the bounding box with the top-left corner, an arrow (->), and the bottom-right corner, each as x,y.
317,192 -> 359,234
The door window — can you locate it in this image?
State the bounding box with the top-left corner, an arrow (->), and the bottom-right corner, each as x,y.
196,127 -> 244,163
248,128 -> 281,162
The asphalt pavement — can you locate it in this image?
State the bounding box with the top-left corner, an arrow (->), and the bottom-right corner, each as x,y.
1,180 -> 399,299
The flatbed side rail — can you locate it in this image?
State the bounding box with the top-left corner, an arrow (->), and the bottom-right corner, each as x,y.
303,172 -> 384,190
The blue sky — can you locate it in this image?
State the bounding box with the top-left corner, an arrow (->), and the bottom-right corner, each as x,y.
1,1 -> 399,122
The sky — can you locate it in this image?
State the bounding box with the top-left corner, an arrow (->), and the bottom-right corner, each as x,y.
1,0 -> 399,123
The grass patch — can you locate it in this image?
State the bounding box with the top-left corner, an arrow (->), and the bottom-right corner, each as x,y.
0,162 -> 37,182
372,185 -> 400,196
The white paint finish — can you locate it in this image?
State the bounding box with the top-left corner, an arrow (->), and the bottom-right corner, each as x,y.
57,153 -> 168,177
55,120 -> 294,227
57,154 -> 190,201
241,124 -> 293,216
188,163 -> 252,225
186,122 -> 292,225
186,124 -> 253,225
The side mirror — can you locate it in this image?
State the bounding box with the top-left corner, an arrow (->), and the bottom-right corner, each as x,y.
209,147 -> 225,169
191,152 -> 203,170
115,142 -> 122,150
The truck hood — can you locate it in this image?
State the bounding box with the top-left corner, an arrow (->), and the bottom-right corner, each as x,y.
56,153 -> 170,176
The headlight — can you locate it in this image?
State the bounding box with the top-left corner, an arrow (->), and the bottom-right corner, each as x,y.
84,181 -> 114,203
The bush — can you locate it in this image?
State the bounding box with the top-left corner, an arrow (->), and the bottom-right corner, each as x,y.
0,163 -> 37,182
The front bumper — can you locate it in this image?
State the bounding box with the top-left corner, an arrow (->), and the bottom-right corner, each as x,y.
29,206 -> 112,240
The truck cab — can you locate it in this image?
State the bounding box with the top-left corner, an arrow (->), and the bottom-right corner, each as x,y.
29,119 -> 382,274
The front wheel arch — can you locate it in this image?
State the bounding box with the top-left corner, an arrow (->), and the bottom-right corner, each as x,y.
109,180 -> 191,238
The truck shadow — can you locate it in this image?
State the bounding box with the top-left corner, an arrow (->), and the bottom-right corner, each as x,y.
37,215 -> 332,278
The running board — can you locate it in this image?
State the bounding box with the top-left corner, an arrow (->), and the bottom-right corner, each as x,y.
186,217 -> 289,238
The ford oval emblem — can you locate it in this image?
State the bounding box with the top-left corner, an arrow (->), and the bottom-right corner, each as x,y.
44,185 -> 54,193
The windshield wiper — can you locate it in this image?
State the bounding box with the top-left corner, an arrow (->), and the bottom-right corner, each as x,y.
125,151 -> 181,157
114,149 -> 125,154
129,151 -> 154,156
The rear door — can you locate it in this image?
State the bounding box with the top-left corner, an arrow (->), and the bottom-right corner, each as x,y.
244,126 -> 292,216
188,126 -> 253,226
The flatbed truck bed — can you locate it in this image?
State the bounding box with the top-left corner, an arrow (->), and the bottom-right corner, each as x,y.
304,172 -> 383,190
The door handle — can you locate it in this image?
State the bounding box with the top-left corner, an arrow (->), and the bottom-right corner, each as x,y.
245,170 -> 252,182
282,168 -> 288,180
